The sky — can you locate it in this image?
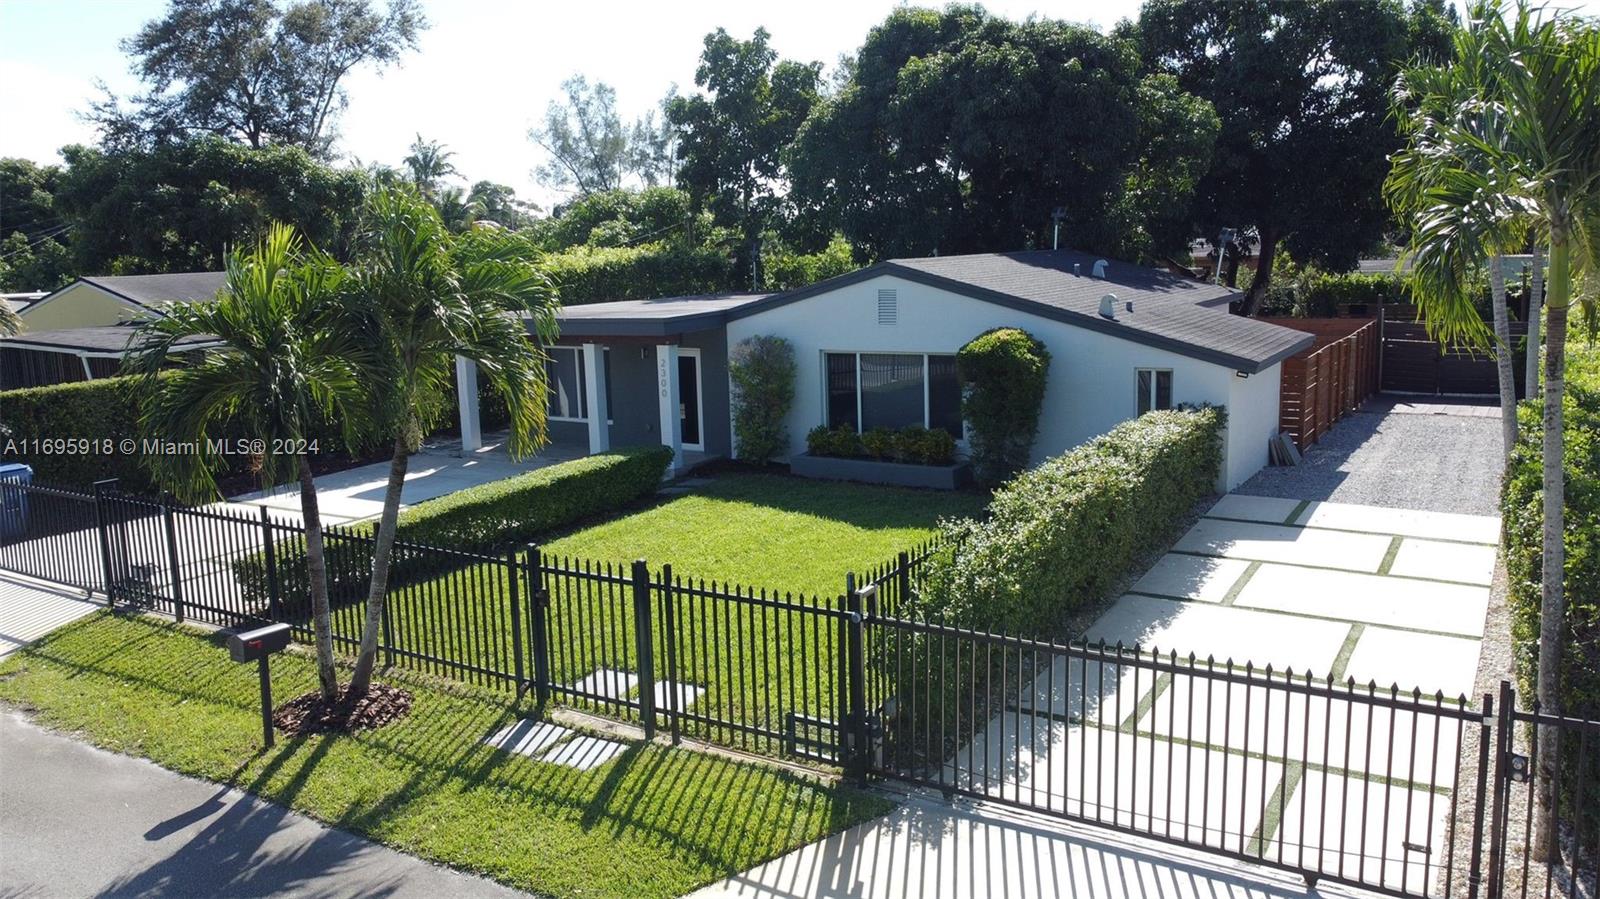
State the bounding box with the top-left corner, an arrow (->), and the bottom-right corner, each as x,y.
0,0 -> 1147,209
4,0 -> 1598,211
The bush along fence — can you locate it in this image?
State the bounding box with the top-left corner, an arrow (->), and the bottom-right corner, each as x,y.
0,478 -> 1595,898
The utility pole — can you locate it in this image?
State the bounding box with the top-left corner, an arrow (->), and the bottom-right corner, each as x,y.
1216,227 -> 1237,286
1051,207 -> 1066,250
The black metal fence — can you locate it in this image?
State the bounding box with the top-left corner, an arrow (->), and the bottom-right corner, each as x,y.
0,475 -> 1595,899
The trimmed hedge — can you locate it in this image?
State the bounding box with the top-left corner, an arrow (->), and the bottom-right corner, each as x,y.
1504,345 -> 1600,713
1502,342 -> 1600,840
918,406 -> 1225,635
805,423 -> 956,466
543,243 -> 732,305
957,328 -> 1051,485
0,376 -> 151,489
233,445 -> 674,613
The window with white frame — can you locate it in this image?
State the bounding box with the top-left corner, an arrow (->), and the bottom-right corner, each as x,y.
824,352 -> 962,437
1136,368 -> 1173,415
546,346 -> 612,422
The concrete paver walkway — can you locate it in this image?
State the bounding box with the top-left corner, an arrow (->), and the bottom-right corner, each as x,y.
0,710 -> 528,899
0,574 -> 99,659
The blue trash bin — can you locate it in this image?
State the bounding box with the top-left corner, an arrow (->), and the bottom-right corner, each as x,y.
0,463 -> 32,541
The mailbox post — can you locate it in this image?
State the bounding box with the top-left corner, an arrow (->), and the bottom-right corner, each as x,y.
227,623 -> 293,748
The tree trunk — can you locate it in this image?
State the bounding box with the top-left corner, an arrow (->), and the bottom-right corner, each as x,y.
1530,239 -> 1569,864
1526,245 -> 1544,395
296,454 -> 340,701
1239,225 -> 1279,315
1489,254 -> 1518,456
348,436 -> 412,695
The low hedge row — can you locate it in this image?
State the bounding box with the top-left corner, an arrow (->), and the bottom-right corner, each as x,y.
232,445 -> 674,613
805,424 -> 957,466
917,406 -> 1225,635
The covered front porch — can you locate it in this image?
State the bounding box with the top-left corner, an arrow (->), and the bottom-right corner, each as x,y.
453,293 -> 770,476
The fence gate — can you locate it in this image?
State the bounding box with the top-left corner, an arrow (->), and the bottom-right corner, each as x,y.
1380,307 -> 1530,397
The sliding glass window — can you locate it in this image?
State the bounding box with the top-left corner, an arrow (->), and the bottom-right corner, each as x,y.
824,352 -> 962,438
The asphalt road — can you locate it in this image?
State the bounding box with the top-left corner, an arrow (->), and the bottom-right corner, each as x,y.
0,710 -> 529,899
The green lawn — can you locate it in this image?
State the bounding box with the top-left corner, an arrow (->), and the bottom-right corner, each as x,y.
543,472 -> 989,597
0,613 -> 893,899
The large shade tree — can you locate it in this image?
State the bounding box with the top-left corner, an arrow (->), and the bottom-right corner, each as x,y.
1136,0 -> 1454,311
124,224 -> 371,701
345,188 -> 560,694
668,28 -> 821,287
96,0 -> 425,157
787,6 -> 1217,263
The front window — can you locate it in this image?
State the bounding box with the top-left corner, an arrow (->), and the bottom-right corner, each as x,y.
1137,368 -> 1173,415
824,352 -> 962,437
546,346 -> 613,421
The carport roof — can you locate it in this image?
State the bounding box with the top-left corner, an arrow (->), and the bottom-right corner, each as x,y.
547,293 -> 772,339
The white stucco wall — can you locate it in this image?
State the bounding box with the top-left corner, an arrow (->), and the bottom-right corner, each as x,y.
1224,361 -> 1283,490
726,273 -> 1280,490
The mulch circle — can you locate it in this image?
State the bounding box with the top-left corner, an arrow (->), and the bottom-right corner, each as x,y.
273,683 -> 413,736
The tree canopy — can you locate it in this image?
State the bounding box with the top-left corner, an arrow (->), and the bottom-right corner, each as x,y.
1136,0 -> 1455,310
530,76 -> 671,196
95,0 -> 425,157
787,6 -> 1217,264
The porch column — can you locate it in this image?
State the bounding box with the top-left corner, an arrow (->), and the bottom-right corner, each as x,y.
582,342 -> 609,454
656,343 -> 683,473
455,355 -> 482,452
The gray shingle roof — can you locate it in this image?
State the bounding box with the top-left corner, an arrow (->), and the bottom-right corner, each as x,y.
552,293 -> 771,338
730,249 -> 1315,372
1,325 -> 216,353
79,272 -> 226,308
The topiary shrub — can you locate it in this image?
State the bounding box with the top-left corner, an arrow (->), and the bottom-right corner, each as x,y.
957,328 -> 1050,485
862,427 -> 896,460
729,335 -> 796,464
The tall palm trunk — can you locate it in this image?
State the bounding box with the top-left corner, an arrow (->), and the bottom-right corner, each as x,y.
1531,238 -> 1569,864
297,454 -> 340,701
1490,255 -> 1518,456
348,435 -> 411,694
1526,246 -> 1544,394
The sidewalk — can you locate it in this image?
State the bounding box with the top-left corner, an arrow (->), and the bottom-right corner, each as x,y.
0,710 -> 529,899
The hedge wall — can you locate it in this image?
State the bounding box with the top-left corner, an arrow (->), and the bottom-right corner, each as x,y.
233,445 -> 674,612
0,376 -> 151,489
1504,346 -> 1600,715
1502,343 -> 1600,839
918,406 -> 1226,635
543,243 -> 732,305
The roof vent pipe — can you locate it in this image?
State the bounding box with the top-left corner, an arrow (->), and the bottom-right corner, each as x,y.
1073,263 -> 1081,277
1125,300 -> 1134,313
1092,259 -> 1109,278
1099,293 -> 1118,319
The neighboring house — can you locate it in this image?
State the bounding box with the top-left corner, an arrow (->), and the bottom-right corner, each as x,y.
2,292 -> 47,317
1,272 -> 224,389
455,249 -> 1313,490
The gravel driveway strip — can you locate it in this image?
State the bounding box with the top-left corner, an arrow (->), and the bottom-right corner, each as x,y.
1235,395 -> 1504,515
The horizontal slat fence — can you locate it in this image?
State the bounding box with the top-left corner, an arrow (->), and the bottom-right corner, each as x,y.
1261,318 -> 1380,450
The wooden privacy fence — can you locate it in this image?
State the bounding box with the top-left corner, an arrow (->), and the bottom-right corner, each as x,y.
1258,318 -> 1380,450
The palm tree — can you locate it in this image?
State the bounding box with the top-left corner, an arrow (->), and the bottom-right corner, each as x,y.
1386,12 -> 1525,454
124,224 -> 373,703
345,187 -> 559,695
1389,2 -> 1600,861
402,134 -> 458,198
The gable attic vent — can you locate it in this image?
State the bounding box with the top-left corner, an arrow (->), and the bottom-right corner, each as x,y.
877,288 -> 898,325
1092,259 -> 1109,278
1099,293 -> 1118,319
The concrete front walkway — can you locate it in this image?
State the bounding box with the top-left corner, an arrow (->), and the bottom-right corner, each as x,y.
0,573 -> 100,659
0,710 -> 529,899
226,435 -> 586,524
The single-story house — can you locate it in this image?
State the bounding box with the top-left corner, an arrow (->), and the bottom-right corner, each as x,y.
1,272 -> 225,389
455,249 -> 1314,490
16,272 -> 225,332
